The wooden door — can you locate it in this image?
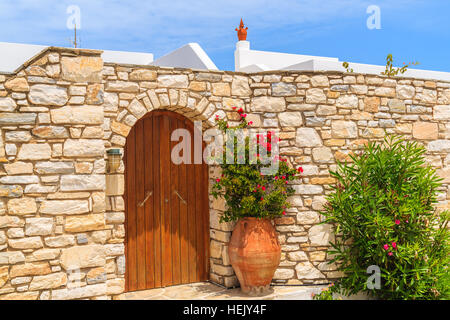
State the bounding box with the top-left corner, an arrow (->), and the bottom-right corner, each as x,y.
124,110 -> 209,292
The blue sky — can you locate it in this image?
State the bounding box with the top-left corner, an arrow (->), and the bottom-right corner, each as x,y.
0,0 -> 449,72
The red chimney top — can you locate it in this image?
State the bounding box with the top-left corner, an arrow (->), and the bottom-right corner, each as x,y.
235,18 -> 248,41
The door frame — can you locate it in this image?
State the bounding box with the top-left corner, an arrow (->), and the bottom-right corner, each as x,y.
123,109 -> 210,292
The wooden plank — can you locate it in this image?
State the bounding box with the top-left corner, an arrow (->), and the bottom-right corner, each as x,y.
152,115 -> 162,288
144,115 -> 155,289
126,128 -> 137,291
123,140 -> 129,292
135,120 -> 146,290
194,148 -> 203,282
179,118 -> 190,284
170,116 -> 181,285
161,113 -> 173,286
187,119 -> 197,283
201,159 -> 210,281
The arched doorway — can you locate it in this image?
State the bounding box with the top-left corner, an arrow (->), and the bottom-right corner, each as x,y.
124,110 -> 210,292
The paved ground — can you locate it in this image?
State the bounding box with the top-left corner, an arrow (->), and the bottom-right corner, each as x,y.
115,282 -> 328,300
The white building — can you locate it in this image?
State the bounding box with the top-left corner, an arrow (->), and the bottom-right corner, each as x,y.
1,34 -> 450,81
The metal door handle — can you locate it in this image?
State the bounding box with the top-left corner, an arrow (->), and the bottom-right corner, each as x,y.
174,190 -> 187,205
138,191 -> 152,207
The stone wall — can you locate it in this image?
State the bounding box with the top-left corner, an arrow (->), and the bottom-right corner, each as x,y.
0,47 -> 449,299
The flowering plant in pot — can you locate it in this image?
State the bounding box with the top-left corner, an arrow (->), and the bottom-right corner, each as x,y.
211,108 -> 302,295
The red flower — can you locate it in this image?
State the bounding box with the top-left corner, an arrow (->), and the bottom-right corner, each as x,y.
241,113 -> 247,118
261,186 -> 266,191
388,252 -> 393,256
282,176 -> 286,180
395,219 -> 401,225
237,108 -> 244,113
297,167 -> 304,173
391,242 -> 397,249
282,211 -> 286,215
383,244 -> 389,250
260,197 -> 264,201
216,178 -> 220,183
248,121 -> 253,125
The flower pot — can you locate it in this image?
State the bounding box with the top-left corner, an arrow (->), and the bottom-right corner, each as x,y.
228,217 -> 281,295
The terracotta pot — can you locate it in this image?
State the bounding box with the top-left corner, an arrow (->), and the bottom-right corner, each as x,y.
228,217 -> 281,295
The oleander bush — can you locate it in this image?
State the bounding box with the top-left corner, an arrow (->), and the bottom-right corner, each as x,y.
321,135 -> 449,300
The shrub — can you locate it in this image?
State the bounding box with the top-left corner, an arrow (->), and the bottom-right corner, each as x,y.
211,108 -> 302,222
322,135 -> 449,300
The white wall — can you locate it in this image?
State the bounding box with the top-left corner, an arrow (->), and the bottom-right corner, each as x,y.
234,40 -> 450,81
151,43 -> 218,70
0,42 -> 154,73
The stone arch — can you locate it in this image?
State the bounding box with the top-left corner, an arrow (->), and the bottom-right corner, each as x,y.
105,90 -> 234,291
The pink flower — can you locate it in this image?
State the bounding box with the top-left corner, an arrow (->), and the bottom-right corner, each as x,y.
383,244 -> 389,250
232,106 -> 236,110
274,176 -> 278,180
216,178 -> 220,183
282,211 -> 286,216
406,220 -> 409,223
261,186 -> 266,191
241,113 -> 247,118
388,252 -> 393,256
395,219 -> 401,225
391,242 -> 397,249
248,121 -> 253,125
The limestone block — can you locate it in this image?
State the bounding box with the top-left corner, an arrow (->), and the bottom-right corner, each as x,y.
4,77 -> 29,92
39,200 -> 89,215
308,224 -> 334,246
61,56 -> 103,83
63,139 -> 105,157
157,75 -> 188,89
251,96 -> 286,112
51,105 -> 103,124
296,128 -> 322,147
231,76 -> 251,96
64,214 -> 105,232
9,262 -> 51,278
60,245 -> 106,270
412,122 -> 438,140
434,105 -> 450,120
29,272 -> 67,290
306,88 -> 326,103
25,217 -> 54,236
17,143 -> 52,160
28,85 -> 68,106
7,197 -> 37,215
295,261 -> 325,279
0,97 -> 17,112
331,120 -> 357,138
